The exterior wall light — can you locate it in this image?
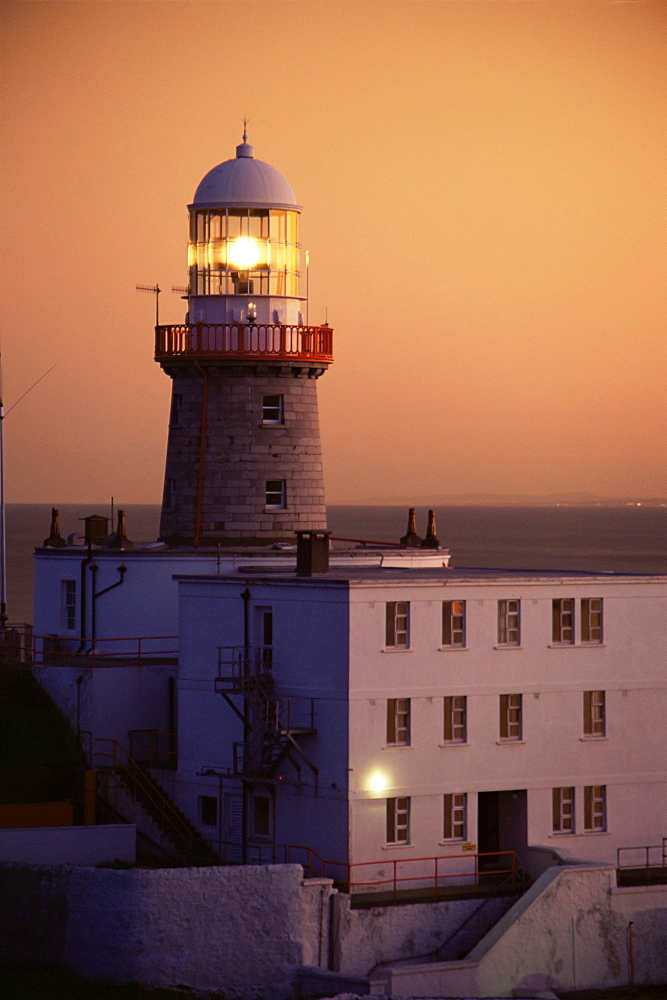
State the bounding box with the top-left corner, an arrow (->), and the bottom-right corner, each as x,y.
369,772 -> 386,793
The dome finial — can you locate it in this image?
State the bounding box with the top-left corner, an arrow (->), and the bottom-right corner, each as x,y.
236,117 -> 254,159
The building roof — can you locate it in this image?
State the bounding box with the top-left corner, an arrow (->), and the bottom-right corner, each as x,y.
191,137 -> 299,211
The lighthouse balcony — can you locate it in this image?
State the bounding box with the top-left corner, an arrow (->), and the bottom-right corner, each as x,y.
155,323 -> 333,365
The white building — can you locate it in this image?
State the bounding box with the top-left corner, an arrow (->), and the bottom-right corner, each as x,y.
30,135 -> 666,895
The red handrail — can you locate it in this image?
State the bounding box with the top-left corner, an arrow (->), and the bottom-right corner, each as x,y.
155,323 -> 333,364
287,846 -> 518,895
33,634 -> 178,668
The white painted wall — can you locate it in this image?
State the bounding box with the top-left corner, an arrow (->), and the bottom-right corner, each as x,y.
0,864 -> 335,1000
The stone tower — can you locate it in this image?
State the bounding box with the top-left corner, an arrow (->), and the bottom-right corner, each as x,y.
156,134 -> 333,546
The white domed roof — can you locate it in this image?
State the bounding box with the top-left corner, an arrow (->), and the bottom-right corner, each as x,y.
191,138 -> 299,211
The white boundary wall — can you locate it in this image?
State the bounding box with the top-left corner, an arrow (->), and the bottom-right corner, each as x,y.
0,864 -> 335,1000
379,865 -> 667,997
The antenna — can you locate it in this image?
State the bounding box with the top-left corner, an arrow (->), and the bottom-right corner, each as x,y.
136,284 -> 161,326
0,359 -> 57,629
305,250 -> 310,327
172,285 -> 189,296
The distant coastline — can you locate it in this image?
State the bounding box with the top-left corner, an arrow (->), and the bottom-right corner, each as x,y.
340,494 -> 667,507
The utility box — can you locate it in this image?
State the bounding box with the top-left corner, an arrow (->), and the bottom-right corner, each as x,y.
83,515 -> 109,546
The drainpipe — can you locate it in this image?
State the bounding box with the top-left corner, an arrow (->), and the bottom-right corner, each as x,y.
77,541 -> 93,653
241,586 -> 251,864
89,563 -> 127,654
193,362 -> 209,548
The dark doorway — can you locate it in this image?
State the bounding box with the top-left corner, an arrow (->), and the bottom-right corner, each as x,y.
478,789 -> 528,872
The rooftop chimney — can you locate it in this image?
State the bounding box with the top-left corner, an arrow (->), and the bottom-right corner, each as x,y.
296,530 -> 331,576
43,507 -> 66,548
400,507 -> 423,546
421,509 -> 440,549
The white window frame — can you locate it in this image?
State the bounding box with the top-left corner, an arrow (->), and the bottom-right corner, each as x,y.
584,785 -> 606,832
442,600 -> 465,647
443,695 -> 467,744
552,787 -> 574,833
581,598 -> 603,643
386,796 -> 410,844
386,698 -> 410,746
583,690 -> 605,737
262,394 -> 284,425
552,598 -> 574,644
497,599 -> 520,646
443,792 -> 467,840
265,479 -> 287,509
499,693 -> 522,741
386,602 -> 409,648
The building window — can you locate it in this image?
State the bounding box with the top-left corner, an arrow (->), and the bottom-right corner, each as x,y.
443,793 -> 467,840
499,693 -> 522,740
583,691 -> 605,737
251,793 -> 271,839
199,795 -> 217,827
443,696 -> 466,743
265,479 -> 286,508
386,602 -> 409,648
62,580 -> 76,631
498,599 -> 520,645
584,785 -> 606,832
581,598 -> 603,643
262,394 -> 284,424
386,698 -> 410,746
552,598 -> 574,644
386,796 -> 410,844
164,477 -> 176,511
255,607 -> 273,670
169,392 -> 182,427
442,600 -> 465,647
552,787 -> 574,833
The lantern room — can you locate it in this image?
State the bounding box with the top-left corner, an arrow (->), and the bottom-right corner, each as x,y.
187,134 -> 303,325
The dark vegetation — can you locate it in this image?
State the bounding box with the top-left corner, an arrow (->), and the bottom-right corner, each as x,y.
0,664 -> 85,808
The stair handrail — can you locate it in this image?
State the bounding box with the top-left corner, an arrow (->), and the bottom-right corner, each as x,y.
94,737 -> 210,860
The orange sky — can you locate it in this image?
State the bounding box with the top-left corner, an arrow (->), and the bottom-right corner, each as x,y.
1,0 -> 665,504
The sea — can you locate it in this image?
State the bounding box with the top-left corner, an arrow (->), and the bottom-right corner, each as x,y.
2,502 -> 666,1000
6,502 -> 666,626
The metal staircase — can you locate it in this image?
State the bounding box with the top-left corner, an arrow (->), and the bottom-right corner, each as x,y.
95,738 -> 217,863
214,646 -> 319,785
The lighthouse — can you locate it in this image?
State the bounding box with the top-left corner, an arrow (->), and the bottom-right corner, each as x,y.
156,132 -> 333,546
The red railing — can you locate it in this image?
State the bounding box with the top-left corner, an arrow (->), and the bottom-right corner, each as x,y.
32,634 -> 178,668
155,323 -> 333,364
287,845 -> 520,896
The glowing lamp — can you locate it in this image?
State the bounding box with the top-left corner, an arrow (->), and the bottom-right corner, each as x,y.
228,237 -> 263,269
369,773 -> 386,793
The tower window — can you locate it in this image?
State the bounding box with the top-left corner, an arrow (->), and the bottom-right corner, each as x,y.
265,480 -> 286,508
251,793 -> 271,839
169,393 -> 182,427
165,478 -> 176,511
262,395 -> 284,424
